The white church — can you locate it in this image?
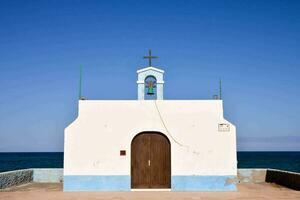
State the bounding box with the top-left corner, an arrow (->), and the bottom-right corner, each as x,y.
64,51 -> 237,191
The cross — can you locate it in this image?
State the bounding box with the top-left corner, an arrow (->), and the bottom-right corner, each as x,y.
143,49 -> 158,66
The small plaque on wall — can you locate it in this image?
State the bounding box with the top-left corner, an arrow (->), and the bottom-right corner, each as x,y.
218,123 -> 230,132
120,150 -> 126,156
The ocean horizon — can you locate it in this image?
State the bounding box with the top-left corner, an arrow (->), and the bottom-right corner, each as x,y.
0,151 -> 299,173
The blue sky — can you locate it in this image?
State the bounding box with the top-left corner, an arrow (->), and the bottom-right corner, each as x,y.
0,0 -> 299,151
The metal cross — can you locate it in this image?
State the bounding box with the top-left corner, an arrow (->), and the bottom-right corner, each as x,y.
143,49 -> 158,66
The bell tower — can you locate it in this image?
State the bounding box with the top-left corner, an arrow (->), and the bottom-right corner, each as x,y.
137,50 -> 164,100
137,66 -> 164,100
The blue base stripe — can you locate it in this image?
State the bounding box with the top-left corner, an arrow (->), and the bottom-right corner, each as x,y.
64,175 -> 130,191
171,175 -> 237,191
64,175 -> 237,191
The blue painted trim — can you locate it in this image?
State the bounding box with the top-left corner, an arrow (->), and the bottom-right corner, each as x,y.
64,175 -> 130,191
171,175 -> 237,191
64,175 -> 236,191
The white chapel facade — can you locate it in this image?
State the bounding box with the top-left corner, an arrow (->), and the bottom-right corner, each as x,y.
64,51 -> 237,191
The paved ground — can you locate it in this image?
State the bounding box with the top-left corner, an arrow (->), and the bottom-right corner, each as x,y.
0,183 -> 300,200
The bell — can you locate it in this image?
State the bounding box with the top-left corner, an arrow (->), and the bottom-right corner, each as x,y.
147,87 -> 154,95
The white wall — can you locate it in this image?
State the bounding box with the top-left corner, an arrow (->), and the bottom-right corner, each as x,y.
64,100 -> 237,176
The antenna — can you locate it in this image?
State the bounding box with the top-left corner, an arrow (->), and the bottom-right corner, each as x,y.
79,65 -> 83,100
219,78 -> 222,100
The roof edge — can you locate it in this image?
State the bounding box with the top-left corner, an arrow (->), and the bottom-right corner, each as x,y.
137,66 -> 164,74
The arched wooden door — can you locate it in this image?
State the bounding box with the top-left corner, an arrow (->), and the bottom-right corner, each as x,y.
131,132 -> 171,189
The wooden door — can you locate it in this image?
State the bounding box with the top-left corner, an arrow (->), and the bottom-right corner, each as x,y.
131,133 -> 150,188
150,133 -> 171,188
131,132 -> 171,189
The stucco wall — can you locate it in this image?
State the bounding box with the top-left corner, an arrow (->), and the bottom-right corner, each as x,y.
33,169 -> 63,183
64,100 -> 236,177
238,169 -> 267,183
63,100 -> 237,191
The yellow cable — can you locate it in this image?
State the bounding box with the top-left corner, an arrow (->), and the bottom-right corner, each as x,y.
154,100 -> 189,148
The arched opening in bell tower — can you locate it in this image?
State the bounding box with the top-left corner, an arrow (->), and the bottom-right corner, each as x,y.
144,75 -> 157,100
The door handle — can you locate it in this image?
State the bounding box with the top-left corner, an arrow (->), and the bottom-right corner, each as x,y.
148,159 -> 151,166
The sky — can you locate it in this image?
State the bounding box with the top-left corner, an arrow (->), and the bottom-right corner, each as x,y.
0,0 -> 300,152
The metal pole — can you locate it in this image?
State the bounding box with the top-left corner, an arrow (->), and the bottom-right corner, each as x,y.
219,78 -> 222,100
79,65 -> 83,100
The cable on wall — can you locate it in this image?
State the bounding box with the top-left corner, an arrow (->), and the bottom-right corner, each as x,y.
154,100 -> 189,149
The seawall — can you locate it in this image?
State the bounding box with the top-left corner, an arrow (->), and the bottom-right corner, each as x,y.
0,168 -> 299,191
0,169 -> 62,189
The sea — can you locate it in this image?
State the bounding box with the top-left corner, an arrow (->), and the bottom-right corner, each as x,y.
0,152 -> 299,173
